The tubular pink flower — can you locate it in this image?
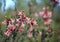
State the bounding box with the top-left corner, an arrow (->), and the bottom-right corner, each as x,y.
10,25 -> 16,30
18,11 -> 23,16
21,22 -> 25,27
4,30 -> 11,36
26,17 -> 31,23
18,28 -> 22,33
44,19 -> 52,25
2,19 -> 7,24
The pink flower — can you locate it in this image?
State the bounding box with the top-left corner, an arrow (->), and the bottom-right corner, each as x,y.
21,22 -> 25,27
18,11 -> 23,16
10,18 -> 15,23
40,7 -> 52,19
16,19 -> 20,23
10,25 -> 16,30
45,27 -> 51,32
2,19 -> 7,24
43,14 -> 48,19
27,32 -> 32,38
44,19 -> 52,25
48,12 -> 52,18
26,18 -> 37,25
8,21 -> 12,25
29,25 -> 33,32
16,23 -> 20,26
8,23 -> 12,28
31,21 -> 37,25
33,21 -> 37,25
8,25 -> 16,31
34,12 -> 38,17
38,31 -> 42,35
40,12 -> 48,19
26,17 -> 31,23
26,17 -> 30,21
4,25 -> 16,36
4,30 -> 11,36
16,19 -> 20,26
18,28 -> 22,33
30,18 -> 37,25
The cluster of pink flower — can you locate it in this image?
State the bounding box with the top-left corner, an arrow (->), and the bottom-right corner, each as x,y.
2,11 -> 39,37
40,7 -> 52,32
4,25 -> 16,36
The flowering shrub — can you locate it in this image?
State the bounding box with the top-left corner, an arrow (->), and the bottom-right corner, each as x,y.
0,10 -> 43,42
40,7 -> 53,42
0,0 -> 59,42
